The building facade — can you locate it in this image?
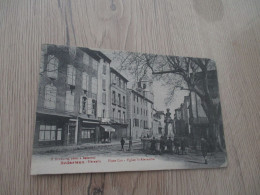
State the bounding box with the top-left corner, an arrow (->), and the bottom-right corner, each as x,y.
109,67 -> 129,141
126,77 -> 154,139
34,45 -> 112,147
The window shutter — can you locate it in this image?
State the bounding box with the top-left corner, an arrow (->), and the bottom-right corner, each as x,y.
44,84 -> 57,109
102,93 -> 106,104
65,91 -> 74,112
102,79 -> 106,90
87,98 -> 93,115
47,55 -> 58,79
92,77 -> 97,94
79,96 -> 83,113
82,72 -> 87,90
67,65 -> 73,85
72,66 -> 76,85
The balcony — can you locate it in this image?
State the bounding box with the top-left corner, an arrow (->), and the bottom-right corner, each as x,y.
110,117 -> 128,125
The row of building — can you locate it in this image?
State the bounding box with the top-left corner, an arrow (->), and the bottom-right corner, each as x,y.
173,70 -> 224,149
34,45 -> 165,147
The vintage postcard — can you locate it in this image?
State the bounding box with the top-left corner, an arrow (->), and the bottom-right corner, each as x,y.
31,44 -> 227,175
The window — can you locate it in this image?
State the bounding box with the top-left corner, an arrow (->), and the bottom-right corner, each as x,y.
118,110 -> 121,119
81,96 -> 87,114
123,112 -> 125,121
112,91 -> 116,104
119,78 -> 121,88
82,72 -> 89,90
102,93 -> 106,104
112,74 -> 117,84
47,55 -> 59,79
92,77 -> 97,94
81,128 -> 95,139
134,119 -> 139,127
102,109 -> 105,118
102,79 -> 106,91
137,96 -> 139,102
65,91 -> 74,112
67,65 -> 76,85
141,108 -> 142,115
103,65 -> 106,75
44,84 -> 57,109
112,108 -> 115,119
123,96 -> 126,107
117,77 -> 120,86
140,120 -> 142,128
39,122 -> 62,141
134,106 -> 135,113
137,107 -> 139,114
118,94 -> 121,106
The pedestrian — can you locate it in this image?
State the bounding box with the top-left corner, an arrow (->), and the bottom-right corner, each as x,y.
181,138 -> 185,155
121,137 -> 125,151
150,137 -> 156,154
166,137 -> 173,153
160,136 -> 165,154
201,138 -> 208,164
174,137 -> 180,155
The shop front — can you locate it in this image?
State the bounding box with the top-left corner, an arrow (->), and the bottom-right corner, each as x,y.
34,112 -> 72,147
78,118 -> 100,144
100,125 -> 115,143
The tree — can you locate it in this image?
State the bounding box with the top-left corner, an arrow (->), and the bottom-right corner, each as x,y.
114,51 -> 224,151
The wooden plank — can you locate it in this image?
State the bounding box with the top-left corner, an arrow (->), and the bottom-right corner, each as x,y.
0,0 -> 259,194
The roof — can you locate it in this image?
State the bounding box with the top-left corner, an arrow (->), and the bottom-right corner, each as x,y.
127,88 -> 154,104
79,47 -> 111,63
110,67 -> 129,82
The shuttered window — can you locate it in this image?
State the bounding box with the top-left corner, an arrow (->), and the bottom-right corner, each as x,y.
47,55 -> 59,79
82,72 -> 89,90
102,79 -> 106,91
92,77 -> 97,94
67,65 -> 76,85
44,84 -> 57,109
65,91 -> 74,112
102,93 -> 106,104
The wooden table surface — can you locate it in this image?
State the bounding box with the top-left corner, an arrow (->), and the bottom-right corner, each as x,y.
0,0 -> 260,194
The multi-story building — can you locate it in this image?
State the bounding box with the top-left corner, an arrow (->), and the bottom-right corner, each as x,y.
127,76 -> 154,139
109,67 -> 129,141
155,111 -> 165,135
34,45 -> 111,147
189,70 -> 221,148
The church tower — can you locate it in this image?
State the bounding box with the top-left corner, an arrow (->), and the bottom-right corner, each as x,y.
138,74 -> 154,102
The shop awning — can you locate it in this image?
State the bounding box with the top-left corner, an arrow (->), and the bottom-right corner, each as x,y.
101,125 -> 115,132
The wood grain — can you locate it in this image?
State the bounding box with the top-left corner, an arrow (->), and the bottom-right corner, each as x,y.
0,0 -> 260,194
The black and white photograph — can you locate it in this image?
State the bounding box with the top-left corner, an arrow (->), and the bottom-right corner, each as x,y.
31,44 -> 227,175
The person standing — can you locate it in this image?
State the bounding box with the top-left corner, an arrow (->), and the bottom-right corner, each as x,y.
181,138 -> 185,155
150,137 -> 156,154
121,137 -> 125,151
201,138 -> 208,164
166,137 -> 173,153
160,136 -> 165,154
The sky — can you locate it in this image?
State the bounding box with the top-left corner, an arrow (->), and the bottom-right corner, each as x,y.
101,50 -> 189,114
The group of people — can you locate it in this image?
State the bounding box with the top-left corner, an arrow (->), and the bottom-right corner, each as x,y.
149,136 -> 187,155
